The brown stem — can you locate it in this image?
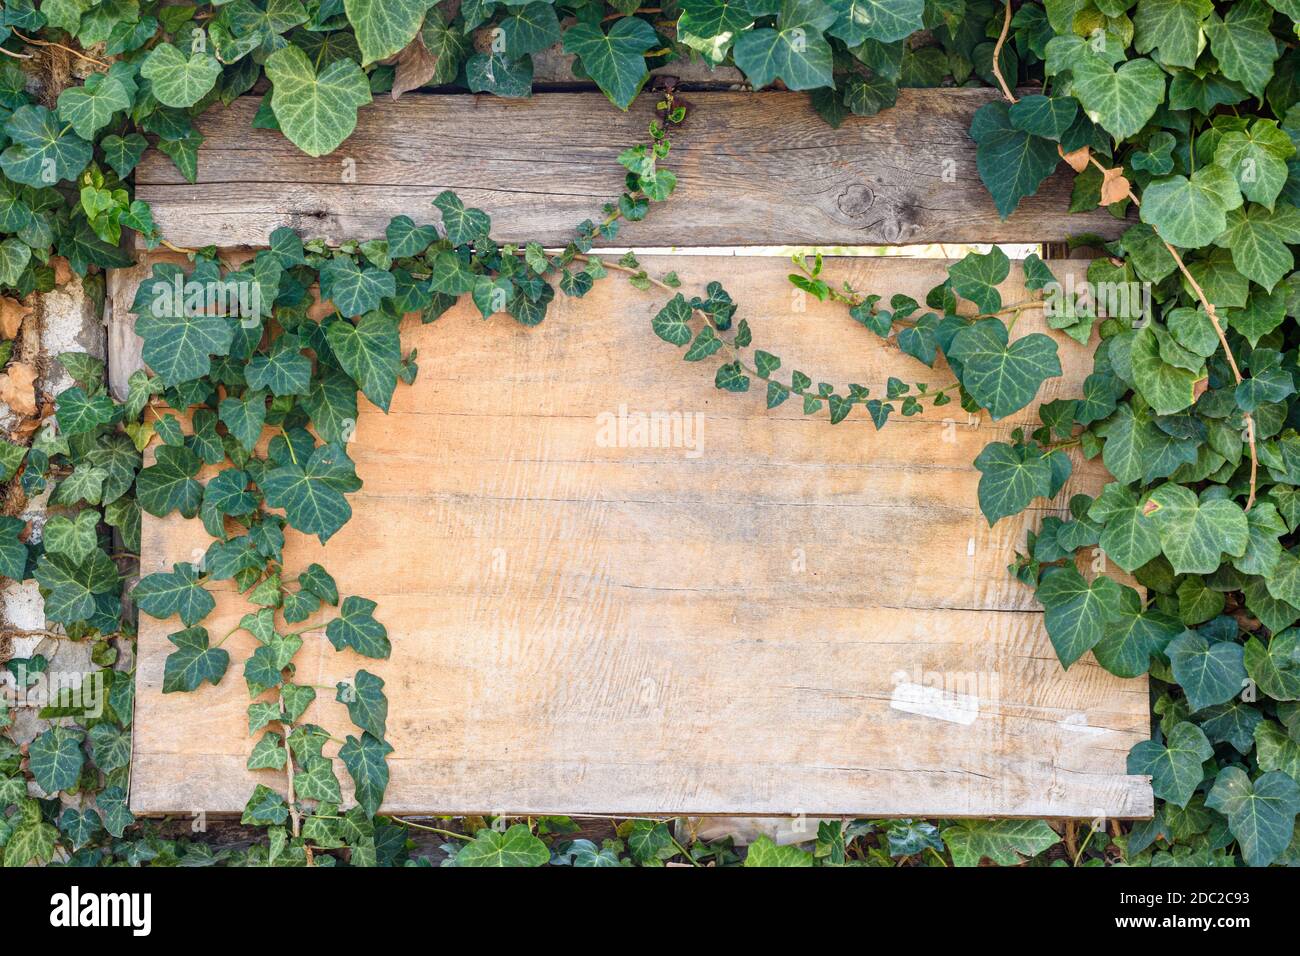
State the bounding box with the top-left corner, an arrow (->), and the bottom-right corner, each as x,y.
1082,155 -> 1258,510
13,30 -> 109,68
992,0 -> 1017,104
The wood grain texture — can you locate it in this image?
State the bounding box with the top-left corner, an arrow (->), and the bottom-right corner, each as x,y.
134,89 -> 1127,251
127,254 -> 1151,817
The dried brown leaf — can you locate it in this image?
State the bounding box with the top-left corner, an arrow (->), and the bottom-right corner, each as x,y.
0,362 -> 38,417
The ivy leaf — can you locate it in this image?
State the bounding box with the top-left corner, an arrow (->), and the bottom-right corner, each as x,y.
344,0 -> 431,65
262,442 -> 360,544
43,510 -> 100,564
1144,483 -> 1249,574
0,105 -> 92,187
1168,629 -> 1248,712
162,626 -> 229,694
135,444 -> 202,518
455,824 -> 549,866
732,0 -> 837,91
743,835 -> 815,866
1068,55 -> 1166,141
1127,721 -> 1213,807
248,732 -> 287,771
1089,482 -> 1163,572
947,319 -> 1061,420
825,0 -> 924,46
134,306 -> 236,387
1205,767 -> 1300,867
134,561 -> 215,626
4,819 -> 58,867
1144,166 -> 1242,251
338,669 -> 388,739
651,293 -> 693,345
562,17 -> 659,110
941,819 -> 1060,867
1244,631 -> 1300,701
1203,0 -> 1279,98
140,43 -> 222,108
1133,0 -> 1213,70
385,215 -> 439,259
28,726 -> 84,793
1214,121 -> 1295,211
499,2 -> 562,58
300,564 -> 339,605
242,784 -> 290,825
1130,325 -> 1202,415
1094,586 -> 1181,678
55,386 -> 115,436
58,807 -> 103,850
1036,566 -> 1124,668
947,247 -> 1009,313
326,312 -> 401,411
433,190 -> 491,246
326,596 -> 391,658
678,0 -> 754,63
219,389 -> 268,453
246,332 -> 312,396
339,731 -> 392,816
32,550 -> 118,623
321,256 -> 398,317
973,441 -> 1052,525
1214,203 -> 1300,291
294,756 -> 343,803
56,71 -> 131,140
265,45 -> 372,157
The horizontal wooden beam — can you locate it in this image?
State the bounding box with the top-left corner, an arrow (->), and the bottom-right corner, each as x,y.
136,89 -> 1126,250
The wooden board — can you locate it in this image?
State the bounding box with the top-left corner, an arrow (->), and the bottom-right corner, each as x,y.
135,89 -> 1127,251
128,255 -> 1152,817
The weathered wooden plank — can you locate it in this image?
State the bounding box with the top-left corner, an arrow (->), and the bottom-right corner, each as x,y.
135,89 -> 1126,250
128,254 -> 1150,816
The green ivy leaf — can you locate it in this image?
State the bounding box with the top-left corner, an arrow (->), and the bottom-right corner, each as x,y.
56,71 -> 131,140
265,45 -> 372,157
134,562 -> 215,626
28,726 -> 84,793
1205,766 -> 1300,867
1203,0 -> 1279,98
947,319 -> 1061,420
973,441 -> 1052,525
732,0 -> 836,91
1068,55 -> 1166,141
562,17 -> 659,110
262,442 -> 360,544
135,444 -> 203,518
1144,483 -> 1249,574
1168,629 -> 1248,712
743,834 -> 815,866
455,823 -> 549,866
1036,566 -> 1124,668
162,625 -> 230,693
338,669 -> 388,738
294,755 -> 343,803
1133,0 -> 1213,70
826,0 -> 923,45
339,731 -> 392,816
140,43 -> 222,108
344,0 -> 431,65
325,596 -> 391,658
1128,721 -> 1213,807
1142,166 -> 1245,249
0,105 -> 92,187
326,312 -> 401,411
941,819 -> 1059,867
